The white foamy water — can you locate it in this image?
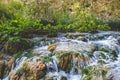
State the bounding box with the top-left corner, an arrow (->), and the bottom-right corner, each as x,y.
3,32 -> 120,80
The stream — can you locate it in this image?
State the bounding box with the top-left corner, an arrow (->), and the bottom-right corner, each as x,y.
2,31 -> 120,80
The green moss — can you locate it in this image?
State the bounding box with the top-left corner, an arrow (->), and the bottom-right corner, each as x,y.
14,51 -> 22,59
42,57 -> 53,63
99,47 -> 109,52
102,70 -> 107,77
61,76 -> 67,80
83,76 -> 92,80
82,65 -> 108,80
98,36 -> 104,39
39,71 -> 46,76
82,68 -> 89,75
16,69 -> 23,77
100,53 -> 107,59
58,53 -> 73,73
61,53 -> 70,57
21,62 -> 30,73
110,50 -> 117,60
0,61 -> 5,79
3,37 -> 33,54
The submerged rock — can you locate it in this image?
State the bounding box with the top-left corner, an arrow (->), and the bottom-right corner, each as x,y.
91,31 -> 120,40
65,32 -> 88,39
106,69 -> 120,80
61,76 -> 67,80
77,36 -> 87,42
54,42 -> 95,53
117,36 -> 120,44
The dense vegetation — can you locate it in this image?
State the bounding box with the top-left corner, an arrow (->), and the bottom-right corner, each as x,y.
0,0 -> 120,54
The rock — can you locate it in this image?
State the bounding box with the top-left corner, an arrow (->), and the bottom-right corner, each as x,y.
54,42 -> 95,53
91,31 -> 120,40
8,58 -> 16,71
10,61 -> 47,80
77,36 -> 87,42
99,47 -> 109,52
10,71 -> 20,80
117,36 -> 120,44
61,76 -> 67,80
2,37 -> 33,54
58,53 -> 72,73
0,54 -> 16,79
48,44 -> 56,52
33,46 -> 51,56
0,61 -> 5,79
65,32 -> 88,39
57,52 -> 90,73
45,73 -> 59,80
30,61 -> 46,80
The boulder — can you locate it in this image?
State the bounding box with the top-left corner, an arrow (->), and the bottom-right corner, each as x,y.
10,61 -> 47,80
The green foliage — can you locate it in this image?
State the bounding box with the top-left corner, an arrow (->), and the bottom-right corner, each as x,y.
68,8 -> 110,32
104,20 -> 120,31
0,0 -> 118,45
0,2 -> 12,20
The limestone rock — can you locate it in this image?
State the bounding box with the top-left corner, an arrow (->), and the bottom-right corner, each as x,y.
10,61 -> 47,80
48,44 -> 56,52
0,61 -> 5,79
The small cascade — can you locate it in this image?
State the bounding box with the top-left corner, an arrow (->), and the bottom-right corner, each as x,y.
2,31 -> 120,80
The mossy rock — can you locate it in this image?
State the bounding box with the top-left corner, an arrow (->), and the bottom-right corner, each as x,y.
110,50 -> 118,60
11,61 -> 47,80
61,76 -> 67,80
98,35 -> 104,39
8,58 -> 16,71
58,53 -> 72,73
99,47 -> 109,52
57,52 -> 90,73
0,61 -> 5,79
48,44 -> 56,52
82,65 -> 109,80
2,37 -> 33,55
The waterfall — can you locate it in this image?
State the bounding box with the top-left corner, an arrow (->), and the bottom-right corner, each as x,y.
2,31 -> 120,80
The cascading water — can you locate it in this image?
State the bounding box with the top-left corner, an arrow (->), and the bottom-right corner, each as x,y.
2,31 -> 120,80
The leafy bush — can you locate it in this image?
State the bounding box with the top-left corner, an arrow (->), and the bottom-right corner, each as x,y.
105,20 -> 120,31
0,0 -> 112,39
